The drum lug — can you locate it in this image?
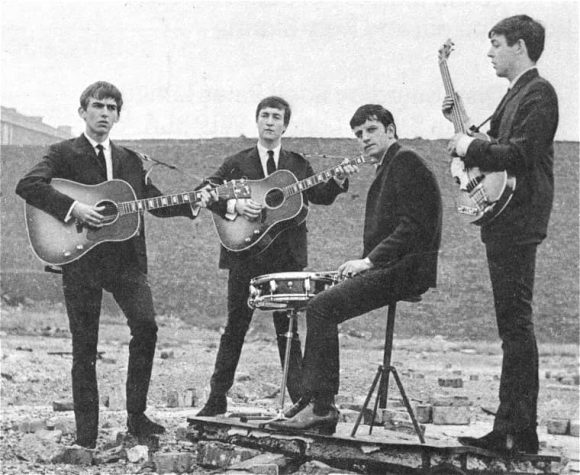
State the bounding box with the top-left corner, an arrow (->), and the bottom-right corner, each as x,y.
269,280 -> 277,293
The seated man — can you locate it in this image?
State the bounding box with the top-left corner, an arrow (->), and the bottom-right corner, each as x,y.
270,104 -> 443,434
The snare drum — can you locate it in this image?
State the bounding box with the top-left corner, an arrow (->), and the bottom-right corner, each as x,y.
248,271 -> 340,310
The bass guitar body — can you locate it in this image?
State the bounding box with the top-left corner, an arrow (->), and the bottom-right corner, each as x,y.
449,157 -> 516,226
212,170 -> 307,256
26,179 -> 140,266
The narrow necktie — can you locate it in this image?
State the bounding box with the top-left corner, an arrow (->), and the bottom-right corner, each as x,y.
96,144 -> 107,172
266,150 -> 276,176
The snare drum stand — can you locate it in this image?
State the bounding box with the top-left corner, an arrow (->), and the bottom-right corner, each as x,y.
260,306 -> 301,426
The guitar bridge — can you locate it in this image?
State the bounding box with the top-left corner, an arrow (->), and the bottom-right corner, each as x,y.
457,205 -> 480,216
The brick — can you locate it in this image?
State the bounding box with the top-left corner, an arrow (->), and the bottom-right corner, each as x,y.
17,419 -> 47,433
432,406 -> 471,425
428,395 -> 472,407
547,418 -> 570,435
100,357 -> 117,364
469,374 -> 479,381
106,388 -> 125,411
438,377 -> 463,388
60,446 -> 94,465
569,419 -> 579,437
154,452 -> 194,473
175,422 -> 189,441
179,388 -> 197,407
52,401 -> 74,412
230,453 -> 289,474
384,420 -> 426,436
339,409 -> 361,424
166,390 -> 180,408
126,445 -> 148,463
36,429 -> 63,444
415,404 -> 433,423
196,441 -> 260,469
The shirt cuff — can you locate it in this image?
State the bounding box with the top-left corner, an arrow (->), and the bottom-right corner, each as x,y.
64,201 -> 78,222
456,135 -> 475,157
225,199 -> 238,221
190,203 -> 201,217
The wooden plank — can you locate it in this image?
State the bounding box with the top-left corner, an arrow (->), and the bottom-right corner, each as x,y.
187,417 -> 562,474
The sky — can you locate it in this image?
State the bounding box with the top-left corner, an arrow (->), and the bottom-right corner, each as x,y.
1,0 -> 578,141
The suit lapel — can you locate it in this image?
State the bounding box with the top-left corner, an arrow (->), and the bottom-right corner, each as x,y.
110,141 -> 123,179
248,146 -> 266,179
74,135 -> 107,178
493,69 -> 538,119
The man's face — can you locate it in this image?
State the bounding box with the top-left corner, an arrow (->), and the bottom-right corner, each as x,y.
352,118 -> 393,159
257,107 -> 286,144
487,33 -> 519,79
79,97 -> 119,140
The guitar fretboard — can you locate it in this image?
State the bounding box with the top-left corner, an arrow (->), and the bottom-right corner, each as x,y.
118,191 -> 203,215
282,155 -> 370,198
438,55 -> 470,134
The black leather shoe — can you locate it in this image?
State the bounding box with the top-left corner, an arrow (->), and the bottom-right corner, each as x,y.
269,402 -> 339,435
196,395 -> 227,417
458,429 -> 539,455
72,438 -> 96,449
284,395 -> 311,419
127,413 -> 166,437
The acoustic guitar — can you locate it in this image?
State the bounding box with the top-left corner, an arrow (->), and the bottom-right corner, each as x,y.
212,154 -> 373,256
439,39 -> 516,225
26,178 -> 250,266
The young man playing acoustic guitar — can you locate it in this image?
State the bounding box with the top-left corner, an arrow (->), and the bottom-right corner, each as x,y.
443,15 -> 559,454
196,96 -> 356,417
15,81 -> 212,448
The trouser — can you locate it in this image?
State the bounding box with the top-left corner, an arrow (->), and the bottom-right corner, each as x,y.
62,244 -> 158,443
486,241 -> 539,434
209,251 -> 303,403
301,265 -> 420,396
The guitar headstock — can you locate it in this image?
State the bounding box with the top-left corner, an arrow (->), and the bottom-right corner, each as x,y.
438,39 -> 454,61
218,179 -> 251,200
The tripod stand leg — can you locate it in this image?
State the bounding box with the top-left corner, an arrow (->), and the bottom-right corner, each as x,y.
350,365 -> 383,437
391,367 -> 425,443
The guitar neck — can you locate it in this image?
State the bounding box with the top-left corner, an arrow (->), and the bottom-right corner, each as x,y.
282,155 -> 370,198
117,186 -> 235,215
439,58 -> 470,134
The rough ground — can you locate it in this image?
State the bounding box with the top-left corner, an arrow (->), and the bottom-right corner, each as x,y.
1,303 -> 578,474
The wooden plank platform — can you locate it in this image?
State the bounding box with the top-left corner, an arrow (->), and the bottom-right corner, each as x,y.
187,416 -> 562,474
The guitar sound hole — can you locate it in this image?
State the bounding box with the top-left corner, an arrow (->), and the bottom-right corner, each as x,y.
97,200 -> 119,224
264,188 -> 284,208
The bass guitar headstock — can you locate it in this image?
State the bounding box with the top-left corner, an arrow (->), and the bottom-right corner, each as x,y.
438,38 -> 454,62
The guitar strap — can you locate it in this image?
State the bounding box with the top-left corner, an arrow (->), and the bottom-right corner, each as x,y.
469,114 -> 492,134
126,147 -> 206,184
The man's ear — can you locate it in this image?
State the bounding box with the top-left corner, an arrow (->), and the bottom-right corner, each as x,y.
78,107 -> 86,121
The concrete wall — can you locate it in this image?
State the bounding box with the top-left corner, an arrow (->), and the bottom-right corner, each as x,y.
1,106 -> 72,145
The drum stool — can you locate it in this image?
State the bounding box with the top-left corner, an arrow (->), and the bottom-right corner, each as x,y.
350,297 -> 426,443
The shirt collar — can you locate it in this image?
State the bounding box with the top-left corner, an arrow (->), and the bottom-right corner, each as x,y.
509,66 -> 537,89
84,132 -> 111,151
257,142 -> 281,161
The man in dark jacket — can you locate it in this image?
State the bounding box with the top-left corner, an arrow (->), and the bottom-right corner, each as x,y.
196,96 -> 355,416
15,81 -> 209,448
444,15 -> 558,454
270,104 -> 442,434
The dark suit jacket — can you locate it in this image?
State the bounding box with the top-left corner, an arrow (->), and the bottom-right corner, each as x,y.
464,69 -> 559,244
15,134 -> 194,273
206,146 -> 347,269
364,142 -> 442,291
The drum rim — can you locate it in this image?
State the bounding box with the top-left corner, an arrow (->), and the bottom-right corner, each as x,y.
250,271 -> 338,284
